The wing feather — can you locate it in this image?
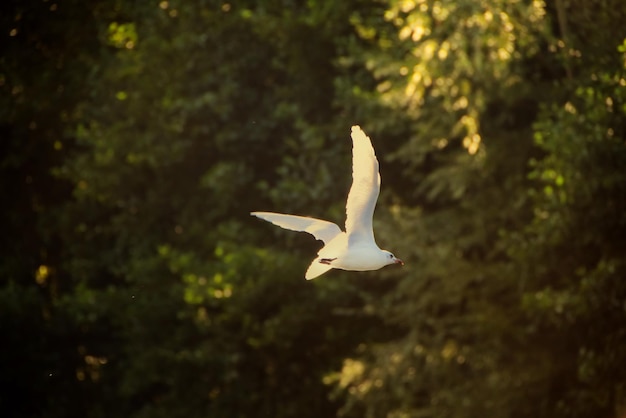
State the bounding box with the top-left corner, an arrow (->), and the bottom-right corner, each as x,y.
250,212 -> 342,244
344,126 -> 380,245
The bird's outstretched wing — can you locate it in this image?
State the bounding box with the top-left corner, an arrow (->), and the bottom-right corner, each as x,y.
344,126 -> 380,245
251,212 -> 342,244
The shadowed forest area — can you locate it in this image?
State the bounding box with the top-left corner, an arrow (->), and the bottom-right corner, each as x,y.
2,0 -> 626,417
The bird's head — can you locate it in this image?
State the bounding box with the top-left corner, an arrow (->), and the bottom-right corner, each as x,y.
382,250 -> 404,266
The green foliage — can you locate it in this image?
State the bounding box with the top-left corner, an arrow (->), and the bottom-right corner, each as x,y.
513,61 -> 626,416
2,0 -> 626,417
329,1 -> 626,418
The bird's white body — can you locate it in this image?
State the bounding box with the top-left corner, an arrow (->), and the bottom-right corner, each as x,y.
252,126 -> 403,279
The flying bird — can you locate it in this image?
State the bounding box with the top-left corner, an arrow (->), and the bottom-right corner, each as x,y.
251,125 -> 403,280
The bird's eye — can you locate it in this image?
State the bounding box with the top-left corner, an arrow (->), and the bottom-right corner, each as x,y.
389,253 -> 393,258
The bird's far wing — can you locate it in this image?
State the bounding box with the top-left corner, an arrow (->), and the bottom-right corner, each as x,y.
251,212 -> 342,244
344,125 -> 380,245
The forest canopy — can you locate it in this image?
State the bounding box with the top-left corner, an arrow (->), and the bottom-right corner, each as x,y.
1,0 -> 625,417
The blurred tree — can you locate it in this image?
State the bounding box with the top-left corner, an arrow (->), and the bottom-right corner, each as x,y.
332,1 -> 626,417
3,0 -> 626,417
0,0 -> 122,416
52,1 -> 390,417
509,2 -> 626,413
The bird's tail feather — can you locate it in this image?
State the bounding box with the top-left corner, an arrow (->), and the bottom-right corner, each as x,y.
305,258 -> 333,280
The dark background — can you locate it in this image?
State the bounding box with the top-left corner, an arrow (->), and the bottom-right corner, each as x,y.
2,1 -> 625,417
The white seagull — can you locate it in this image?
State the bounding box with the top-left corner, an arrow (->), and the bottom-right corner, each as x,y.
251,125 -> 403,280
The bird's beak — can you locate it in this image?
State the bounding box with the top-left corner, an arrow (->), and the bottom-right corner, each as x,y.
395,258 -> 404,266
